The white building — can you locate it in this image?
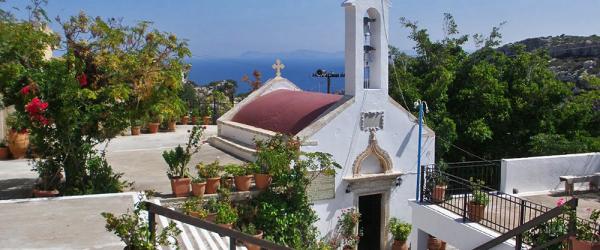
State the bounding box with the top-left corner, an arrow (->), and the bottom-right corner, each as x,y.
209,0 -> 435,248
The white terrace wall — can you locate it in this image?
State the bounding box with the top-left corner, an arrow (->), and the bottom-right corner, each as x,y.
500,153 -> 600,195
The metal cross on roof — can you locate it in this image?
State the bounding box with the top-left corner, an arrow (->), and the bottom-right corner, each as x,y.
272,59 -> 285,77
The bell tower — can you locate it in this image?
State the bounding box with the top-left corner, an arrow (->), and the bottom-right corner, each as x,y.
342,0 -> 390,96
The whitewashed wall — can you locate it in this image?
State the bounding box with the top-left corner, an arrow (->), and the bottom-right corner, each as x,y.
500,153 -> 600,194
409,201 -> 514,250
301,90 -> 435,245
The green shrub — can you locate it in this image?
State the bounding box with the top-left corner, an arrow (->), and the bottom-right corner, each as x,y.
102,200 -> 181,250
215,202 -> 238,225
197,160 -> 221,179
470,178 -> 490,206
389,218 -> 411,241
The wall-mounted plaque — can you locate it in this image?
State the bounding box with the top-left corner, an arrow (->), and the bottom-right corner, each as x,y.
360,111 -> 384,131
307,171 -> 335,201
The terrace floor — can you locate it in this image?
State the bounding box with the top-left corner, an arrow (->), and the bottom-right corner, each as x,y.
0,125 -> 244,200
522,190 -> 600,220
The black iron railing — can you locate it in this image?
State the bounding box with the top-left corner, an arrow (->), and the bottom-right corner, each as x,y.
420,166 -> 549,234
420,166 -> 600,249
143,201 -> 290,250
444,160 -> 501,191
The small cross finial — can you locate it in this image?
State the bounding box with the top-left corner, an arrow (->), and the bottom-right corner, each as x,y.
272,59 -> 285,78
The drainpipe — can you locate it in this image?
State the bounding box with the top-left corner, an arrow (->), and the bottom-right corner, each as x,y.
415,100 -> 427,201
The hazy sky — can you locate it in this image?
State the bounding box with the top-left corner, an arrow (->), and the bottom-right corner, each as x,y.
6,0 -> 600,58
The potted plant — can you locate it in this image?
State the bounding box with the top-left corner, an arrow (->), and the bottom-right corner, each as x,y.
182,197 -> 208,218
191,108 -> 200,125
6,113 -> 29,159
0,139 -> 9,160
147,119 -> 160,134
191,176 -> 206,198
215,201 -> 238,229
240,223 -> 263,250
200,104 -> 212,125
197,160 -> 221,194
204,198 -> 219,222
467,178 -> 490,222
31,160 -> 62,197
163,126 -> 205,197
389,218 -> 411,250
432,165 -> 448,203
427,235 -> 445,250
102,201 -> 181,250
336,208 -> 361,250
247,162 -> 271,191
225,163 -> 253,191
570,208 -> 600,249
130,119 -> 142,136
180,112 -> 190,125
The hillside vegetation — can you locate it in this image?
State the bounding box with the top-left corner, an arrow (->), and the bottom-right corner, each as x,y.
389,14 -> 599,163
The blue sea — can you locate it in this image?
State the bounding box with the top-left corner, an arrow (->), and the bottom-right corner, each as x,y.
187,57 -> 345,95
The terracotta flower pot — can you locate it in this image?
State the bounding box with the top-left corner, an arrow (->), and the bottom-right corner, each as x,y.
428,236 -> 443,250
218,223 -> 233,229
467,202 -> 486,222
181,116 -> 189,125
32,189 -> 59,198
167,121 -> 176,132
392,240 -> 408,250
570,237 -> 600,250
234,175 -> 253,191
191,182 -> 206,197
432,185 -> 447,203
244,230 -> 264,250
0,147 -> 9,160
131,126 -> 141,136
8,130 -> 29,159
147,122 -> 160,134
205,213 -> 217,222
205,177 -> 221,194
191,116 -> 198,125
203,116 -> 211,125
254,174 -> 272,191
170,177 -> 191,197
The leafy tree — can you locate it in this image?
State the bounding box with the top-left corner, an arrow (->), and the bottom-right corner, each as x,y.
390,14 -> 598,162
0,3 -> 190,194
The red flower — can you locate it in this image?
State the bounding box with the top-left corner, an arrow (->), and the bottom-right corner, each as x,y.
20,85 -> 31,95
25,97 -> 49,126
78,74 -> 88,87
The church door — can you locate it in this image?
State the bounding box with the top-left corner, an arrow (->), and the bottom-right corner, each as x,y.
358,193 -> 382,250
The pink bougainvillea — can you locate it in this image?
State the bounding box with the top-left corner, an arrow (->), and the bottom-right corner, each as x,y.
556,197 -> 565,206
25,97 -> 49,125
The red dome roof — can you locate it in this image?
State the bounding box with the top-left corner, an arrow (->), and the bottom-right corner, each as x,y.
232,89 -> 343,135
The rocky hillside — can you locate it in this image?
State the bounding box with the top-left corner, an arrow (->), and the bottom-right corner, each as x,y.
498,35 -> 600,91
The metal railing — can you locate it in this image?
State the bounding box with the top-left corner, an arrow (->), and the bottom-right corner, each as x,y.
420,166 -> 549,234
419,166 -> 600,249
444,160 -> 501,191
143,201 -> 291,250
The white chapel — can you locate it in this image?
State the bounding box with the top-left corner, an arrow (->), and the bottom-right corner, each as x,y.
209,0 -> 435,248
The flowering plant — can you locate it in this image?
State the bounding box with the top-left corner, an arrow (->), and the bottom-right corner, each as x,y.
335,208 -> 362,247
0,5 -> 190,195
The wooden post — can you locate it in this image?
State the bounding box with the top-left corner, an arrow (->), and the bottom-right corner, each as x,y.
148,211 -> 156,245
515,200 -> 526,249
229,236 -> 236,250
